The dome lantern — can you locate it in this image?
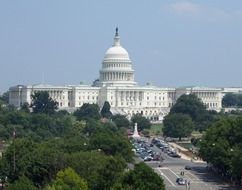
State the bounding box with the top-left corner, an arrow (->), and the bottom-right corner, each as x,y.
113,27 -> 121,46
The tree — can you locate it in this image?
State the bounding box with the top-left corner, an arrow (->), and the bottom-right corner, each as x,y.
163,113 -> 194,140
0,91 -> 9,104
31,91 -> 58,114
170,94 -> 207,121
20,102 -> 30,113
112,162 -> 165,190
101,101 -> 112,119
73,103 -> 100,121
199,116 -> 242,181
89,127 -> 133,162
169,94 -> 217,131
111,114 -> 130,129
45,167 -> 88,190
222,93 -> 242,107
64,152 -> 126,190
131,114 -> 151,131
7,176 -> 37,190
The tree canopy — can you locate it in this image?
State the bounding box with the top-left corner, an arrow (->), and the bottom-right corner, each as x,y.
0,91 -> 9,104
111,114 -> 130,129
163,113 -> 194,140
101,101 -> 112,119
131,114 -> 151,131
199,116 -> 242,181
0,96 -> 166,189
31,91 -> 58,114
170,94 -> 207,121
73,103 -> 101,121
45,167 -> 88,190
112,162 -> 165,190
222,93 -> 242,107
168,94 -> 219,132
7,176 -> 37,190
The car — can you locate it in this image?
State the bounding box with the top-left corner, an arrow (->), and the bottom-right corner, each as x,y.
176,177 -> 182,183
185,165 -> 192,170
176,178 -> 186,185
144,156 -> 152,161
169,152 -> 181,158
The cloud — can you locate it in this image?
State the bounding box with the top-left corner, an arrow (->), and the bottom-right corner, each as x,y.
169,1 -> 200,15
165,1 -> 242,22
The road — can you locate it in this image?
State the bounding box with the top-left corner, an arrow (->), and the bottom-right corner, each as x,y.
143,141 -> 240,190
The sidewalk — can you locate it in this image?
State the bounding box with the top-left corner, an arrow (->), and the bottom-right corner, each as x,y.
168,142 -> 205,163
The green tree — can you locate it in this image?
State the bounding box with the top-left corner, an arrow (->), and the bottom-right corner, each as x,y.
199,116 -> 242,180
163,113 -> 194,140
111,114 -> 130,129
2,138 -> 66,187
7,176 -> 37,190
73,103 -> 100,121
0,91 -> 9,104
222,93 -> 242,107
170,94 -> 207,121
20,102 -> 30,113
89,127 -> 133,162
112,162 -> 165,190
101,101 -> 112,119
65,152 -> 126,190
31,91 -> 58,114
131,114 -> 151,131
45,167 -> 88,190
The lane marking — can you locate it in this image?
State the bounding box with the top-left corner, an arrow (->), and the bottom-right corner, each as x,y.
156,168 -> 176,187
167,168 -> 180,178
185,173 -> 199,181
186,171 -> 199,180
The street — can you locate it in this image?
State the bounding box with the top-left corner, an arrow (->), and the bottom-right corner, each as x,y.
140,139 -> 240,190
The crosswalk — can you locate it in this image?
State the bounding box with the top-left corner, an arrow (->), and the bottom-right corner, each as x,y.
155,167 -> 204,187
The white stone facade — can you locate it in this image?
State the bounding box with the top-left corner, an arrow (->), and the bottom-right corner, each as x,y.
9,28 -> 223,121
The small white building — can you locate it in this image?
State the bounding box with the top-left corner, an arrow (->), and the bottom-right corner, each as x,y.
9,28 -> 223,121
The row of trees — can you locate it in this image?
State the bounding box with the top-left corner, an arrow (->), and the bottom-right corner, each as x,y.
163,94 -> 220,140
199,116 -> 242,182
0,91 -> 164,189
222,93 -> 242,108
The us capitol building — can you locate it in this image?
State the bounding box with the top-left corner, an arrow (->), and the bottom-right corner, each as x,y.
9,28 -> 222,121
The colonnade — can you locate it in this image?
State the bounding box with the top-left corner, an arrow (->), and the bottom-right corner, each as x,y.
118,90 -> 143,101
101,72 -> 133,81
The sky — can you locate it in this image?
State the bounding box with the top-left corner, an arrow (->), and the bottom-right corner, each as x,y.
0,0 -> 242,93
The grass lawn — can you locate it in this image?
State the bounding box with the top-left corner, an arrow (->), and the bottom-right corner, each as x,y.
191,131 -> 203,138
149,123 -> 163,136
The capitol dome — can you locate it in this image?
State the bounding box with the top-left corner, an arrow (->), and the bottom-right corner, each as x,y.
104,46 -> 130,60
98,28 -> 136,87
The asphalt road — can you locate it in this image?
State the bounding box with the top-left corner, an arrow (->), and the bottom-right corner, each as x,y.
142,141 -> 240,190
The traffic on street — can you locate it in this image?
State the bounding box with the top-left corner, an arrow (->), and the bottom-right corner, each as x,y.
132,137 -> 240,190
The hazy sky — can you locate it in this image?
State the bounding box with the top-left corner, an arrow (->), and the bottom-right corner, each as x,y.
1,0 -> 242,93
